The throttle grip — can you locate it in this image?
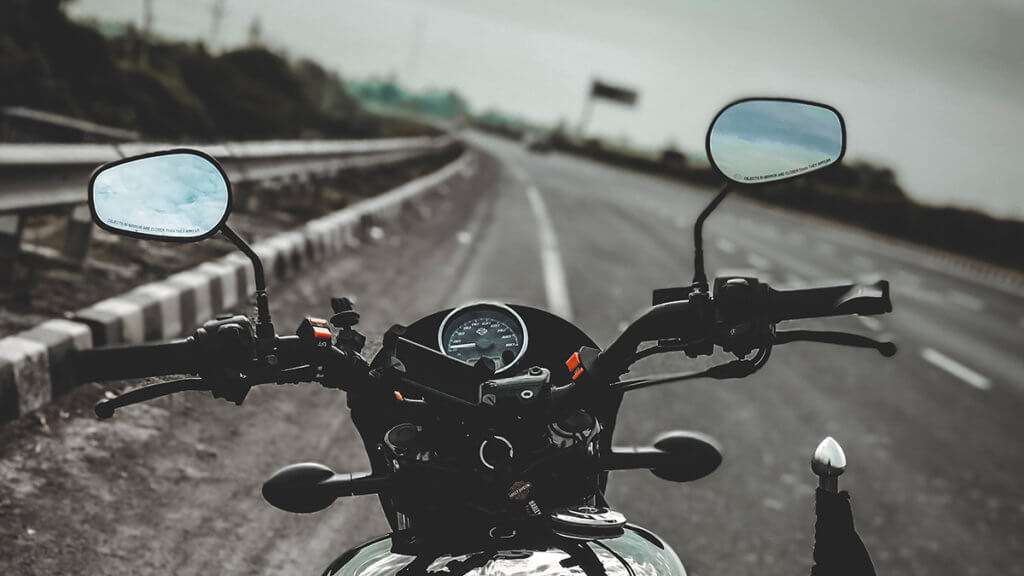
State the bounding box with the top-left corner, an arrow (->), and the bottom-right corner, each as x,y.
767,280 -> 891,322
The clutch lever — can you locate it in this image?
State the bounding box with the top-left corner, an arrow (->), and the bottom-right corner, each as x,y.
774,329 -> 897,357
95,377 -> 209,419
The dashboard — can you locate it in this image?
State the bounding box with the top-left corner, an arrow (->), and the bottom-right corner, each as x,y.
369,302 -> 598,387
438,302 -> 528,373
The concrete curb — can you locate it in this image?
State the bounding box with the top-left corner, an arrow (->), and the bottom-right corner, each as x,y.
0,149 -> 476,423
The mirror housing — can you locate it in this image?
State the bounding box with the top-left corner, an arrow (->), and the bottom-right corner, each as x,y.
706,98 -> 846,186
88,149 -> 232,242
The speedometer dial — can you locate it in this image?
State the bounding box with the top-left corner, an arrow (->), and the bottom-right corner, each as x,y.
439,303 -> 528,372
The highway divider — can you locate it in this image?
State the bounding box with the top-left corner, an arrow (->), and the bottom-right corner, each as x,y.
0,149 -> 476,424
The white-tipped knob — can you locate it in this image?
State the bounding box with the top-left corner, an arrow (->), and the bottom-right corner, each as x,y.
811,436 -> 846,492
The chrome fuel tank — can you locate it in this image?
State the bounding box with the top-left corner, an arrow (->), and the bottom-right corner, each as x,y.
323,525 -> 686,576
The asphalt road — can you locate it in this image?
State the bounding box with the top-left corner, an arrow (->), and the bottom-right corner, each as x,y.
2,133 -> 1022,576
460,134 -> 1024,576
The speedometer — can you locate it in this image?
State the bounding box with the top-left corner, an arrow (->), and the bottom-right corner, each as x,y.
438,303 -> 528,373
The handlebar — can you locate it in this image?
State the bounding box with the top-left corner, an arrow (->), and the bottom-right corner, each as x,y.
77,310 -> 371,417
591,279 -> 893,381
78,276 -> 894,419
76,338 -> 198,382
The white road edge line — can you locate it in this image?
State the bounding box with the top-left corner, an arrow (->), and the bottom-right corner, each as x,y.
525,185 -> 573,321
920,347 -> 991,390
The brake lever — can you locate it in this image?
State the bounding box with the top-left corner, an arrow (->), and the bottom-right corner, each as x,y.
94,378 -> 209,419
614,346 -> 772,393
774,329 -> 897,357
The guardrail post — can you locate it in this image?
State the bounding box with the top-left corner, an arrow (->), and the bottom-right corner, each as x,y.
0,213 -> 26,301
62,204 -> 92,264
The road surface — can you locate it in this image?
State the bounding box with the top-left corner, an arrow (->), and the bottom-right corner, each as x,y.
2,133 -> 1021,576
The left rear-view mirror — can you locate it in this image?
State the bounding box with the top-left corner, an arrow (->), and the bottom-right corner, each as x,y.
89,149 -> 232,242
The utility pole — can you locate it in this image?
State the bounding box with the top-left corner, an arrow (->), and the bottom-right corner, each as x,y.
140,0 -> 154,66
209,0 -> 226,50
247,16 -> 263,47
576,94 -> 595,139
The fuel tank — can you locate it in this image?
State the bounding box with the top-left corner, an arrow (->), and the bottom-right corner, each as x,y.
323,525 -> 686,576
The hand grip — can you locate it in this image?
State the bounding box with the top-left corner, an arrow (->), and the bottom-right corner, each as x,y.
75,338 -> 198,383
767,280 -> 891,322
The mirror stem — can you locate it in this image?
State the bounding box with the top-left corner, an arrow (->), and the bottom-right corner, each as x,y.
692,183 -> 730,289
221,225 -> 275,340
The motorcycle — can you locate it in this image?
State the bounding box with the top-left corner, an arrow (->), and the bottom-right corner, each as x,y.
75,97 -> 889,576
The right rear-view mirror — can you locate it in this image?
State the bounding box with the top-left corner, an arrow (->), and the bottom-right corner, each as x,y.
706,98 -> 845,186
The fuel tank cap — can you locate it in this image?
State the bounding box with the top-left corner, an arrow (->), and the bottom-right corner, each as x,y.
549,506 -> 627,540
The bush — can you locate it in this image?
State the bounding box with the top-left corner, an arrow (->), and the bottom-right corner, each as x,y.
0,0 -> 428,141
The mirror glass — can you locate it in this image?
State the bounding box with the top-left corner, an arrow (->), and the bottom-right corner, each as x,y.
708,99 -> 844,185
90,151 -> 230,240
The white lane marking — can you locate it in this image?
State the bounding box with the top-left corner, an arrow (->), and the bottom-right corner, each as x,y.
894,270 -> 923,286
857,316 -> 882,331
852,255 -> 874,269
921,348 -> 991,390
746,252 -> 772,270
946,290 -> 985,312
715,238 -> 737,254
525,185 -> 573,320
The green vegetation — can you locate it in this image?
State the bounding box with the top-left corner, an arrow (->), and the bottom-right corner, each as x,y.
348,78 -> 470,121
0,0 -> 431,140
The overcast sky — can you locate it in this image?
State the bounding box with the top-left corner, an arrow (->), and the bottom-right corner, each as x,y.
70,0 -> 1024,219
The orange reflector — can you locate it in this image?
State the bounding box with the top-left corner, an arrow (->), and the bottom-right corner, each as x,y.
566,352 -> 581,373
393,390 -> 404,401
311,326 -> 332,340
572,367 -> 584,381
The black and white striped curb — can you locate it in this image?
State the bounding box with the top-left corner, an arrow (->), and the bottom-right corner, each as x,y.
0,150 -> 476,424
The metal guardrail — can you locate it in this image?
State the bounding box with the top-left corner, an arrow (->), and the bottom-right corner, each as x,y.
1,106 -> 141,143
0,134 -> 455,298
0,135 -> 452,213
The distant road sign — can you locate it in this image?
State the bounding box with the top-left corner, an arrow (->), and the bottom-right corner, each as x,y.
590,80 -> 639,106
